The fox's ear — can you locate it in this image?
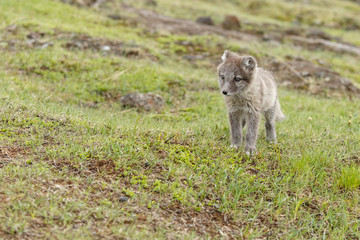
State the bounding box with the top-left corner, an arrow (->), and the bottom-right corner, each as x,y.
221,50 -> 230,62
242,56 -> 257,71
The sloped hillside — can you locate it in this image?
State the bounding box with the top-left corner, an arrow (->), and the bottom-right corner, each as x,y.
1,0 -> 360,239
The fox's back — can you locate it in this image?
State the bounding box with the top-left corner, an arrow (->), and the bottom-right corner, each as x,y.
257,68 -> 277,112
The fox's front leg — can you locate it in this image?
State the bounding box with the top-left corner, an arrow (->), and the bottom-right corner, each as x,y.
245,112 -> 260,155
228,111 -> 242,148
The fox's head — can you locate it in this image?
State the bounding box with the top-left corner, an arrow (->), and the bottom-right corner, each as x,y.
216,50 -> 257,96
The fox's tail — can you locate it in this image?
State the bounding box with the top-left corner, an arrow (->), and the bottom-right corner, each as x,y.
275,98 -> 285,121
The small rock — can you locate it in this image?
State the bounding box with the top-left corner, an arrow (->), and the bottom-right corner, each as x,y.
315,59 -> 327,66
40,42 -> 53,49
267,40 -> 281,47
5,24 -> 17,33
221,15 -> 241,30
183,54 -> 205,61
284,27 -> 303,36
101,45 -> 111,51
306,28 -> 332,40
124,49 -> 140,57
300,72 -> 311,77
262,34 -> 272,41
26,32 -> 45,40
119,196 -> 129,202
107,14 -> 122,20
145,0 -> 157,6
26,39 -> 37,47
120,92 -> 164,112
196,16 -> 214,26
175,40 -> 194,46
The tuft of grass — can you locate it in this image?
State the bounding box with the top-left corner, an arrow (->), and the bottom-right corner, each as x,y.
338,166 -> 360,190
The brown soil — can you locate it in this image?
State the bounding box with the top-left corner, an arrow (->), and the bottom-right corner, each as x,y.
1,25 -> 157,61
0,26 -> 54,51
288,35 -> 360,56
48,156 -> 123,182
263,56 -> 360,97
0,145 -> 29,168
160,203 -> 241,238
63,34 -> 158,61
59,0 -> 107,7
120,92 -> 164,112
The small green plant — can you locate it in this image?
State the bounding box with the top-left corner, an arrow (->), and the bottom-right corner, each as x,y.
338,166 -> 360,190
130,174 -> 149,189
122,188 -> 135,198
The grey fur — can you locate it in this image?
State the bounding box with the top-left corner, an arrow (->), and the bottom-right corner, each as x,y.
217,51 -> 285,155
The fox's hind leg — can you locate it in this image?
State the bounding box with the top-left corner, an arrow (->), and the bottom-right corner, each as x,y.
264,106 -> 277,143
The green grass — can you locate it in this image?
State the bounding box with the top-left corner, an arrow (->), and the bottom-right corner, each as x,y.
1,0 -> 360,239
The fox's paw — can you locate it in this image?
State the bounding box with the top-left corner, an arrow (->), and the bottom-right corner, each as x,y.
245,146 -> 256,156
266,138 -> 277,144
230,144 -> 240,149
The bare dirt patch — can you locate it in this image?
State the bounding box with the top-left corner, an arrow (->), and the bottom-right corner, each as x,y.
120,92 -> 164,112
0,145 -> 29,168
0,25 -> 54,51
103,201 -> 244,238
263,56 -> 360,97
288,35 -> 360,56
0,25 -> 157,61
49,157 -> 123,182
58,0 -> 107,7
243,23 -> 360,56
158,203 -> 241,238
63,33 -> 158,61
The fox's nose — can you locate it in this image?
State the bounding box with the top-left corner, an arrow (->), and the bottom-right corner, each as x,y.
222,91 -> 228,95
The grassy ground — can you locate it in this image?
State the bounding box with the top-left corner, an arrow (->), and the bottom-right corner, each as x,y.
1,0 -> 360,239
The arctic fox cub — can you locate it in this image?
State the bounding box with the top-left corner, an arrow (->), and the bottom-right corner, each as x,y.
217,50 -> 285,155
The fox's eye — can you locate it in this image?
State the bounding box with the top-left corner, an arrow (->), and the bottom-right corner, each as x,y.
220,75 -> 225,80
234,76 -> 243,82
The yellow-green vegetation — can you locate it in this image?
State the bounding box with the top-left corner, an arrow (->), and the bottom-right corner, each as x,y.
1,0 -> 360,239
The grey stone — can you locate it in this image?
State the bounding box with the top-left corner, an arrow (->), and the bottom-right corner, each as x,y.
196,16 -> 214,26
119,196 -> 129,202
120,93 -> 164,112
221,15 -> 241,30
